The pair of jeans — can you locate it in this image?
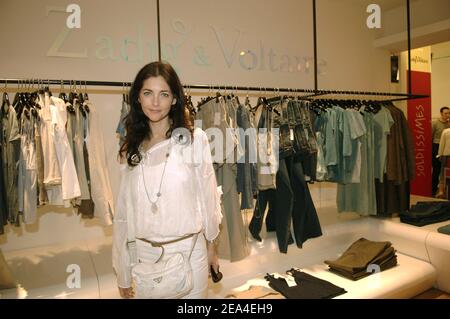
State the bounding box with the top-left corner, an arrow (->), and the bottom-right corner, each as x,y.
249,156 -> 322,253
272,100 -> 295,160
236,104 -> 257,209
249,189 -> 276,240
290,101 -> 318,153
249,188 -> 295,244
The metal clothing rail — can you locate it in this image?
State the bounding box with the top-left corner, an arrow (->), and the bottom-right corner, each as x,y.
0,78 -> 428,101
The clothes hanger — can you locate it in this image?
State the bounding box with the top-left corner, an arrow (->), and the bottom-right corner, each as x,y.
1,79 -> 10,115
83,80 -> 89,101
68,80 -> 76,104
75,82 -> 86,117
29,80 -> 38,118
12,79 -> 21,107
122,82 -> 127,103
65,80 -> 76,114
215,85 -> 221,103
77,81 -> 84,104
44,79 -> 52,97
245,87 -> 251,109
234,86 -> 240,105
80,81 -> 90,113
59,79 -> 68,102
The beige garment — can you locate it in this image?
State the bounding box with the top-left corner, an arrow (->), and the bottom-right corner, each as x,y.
85,102 -> 115,225
214,163 -> 249,262
254,103 -> 277,190
432,120 -> 450,144
226,285 -> 284,299
438,128 -> 450,157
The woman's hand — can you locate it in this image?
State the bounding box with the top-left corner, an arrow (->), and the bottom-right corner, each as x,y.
207,241 -> 221,281
118,286 -> 135,299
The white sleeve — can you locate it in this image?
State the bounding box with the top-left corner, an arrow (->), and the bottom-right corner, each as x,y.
112,164 -> 132,288
195,130 -> 223,242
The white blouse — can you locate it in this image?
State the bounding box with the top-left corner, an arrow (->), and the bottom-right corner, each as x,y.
112,128 -> 223,288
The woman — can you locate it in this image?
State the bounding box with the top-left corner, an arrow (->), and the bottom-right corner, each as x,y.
112,61 -> 222,299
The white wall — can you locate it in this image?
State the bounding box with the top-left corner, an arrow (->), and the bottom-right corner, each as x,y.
374,0 -> 450,51
431,41 -> 450,120
0,0 -> 395,251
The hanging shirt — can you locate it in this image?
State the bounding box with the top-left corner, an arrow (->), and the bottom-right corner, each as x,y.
39,93 -> 62,186
324,108 -> 338,180
85,101 -> 116,225
50,96 -> 81,201
18,113 -> 38,224
72,99 -> 91,200
337,108 -> 376,216
373,107 -> 394,181
1,104 -> 21,223
345,109 -> 366,184
112,128 -> 223,288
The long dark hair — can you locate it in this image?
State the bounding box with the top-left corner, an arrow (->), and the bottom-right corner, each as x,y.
119,61 -> 193,166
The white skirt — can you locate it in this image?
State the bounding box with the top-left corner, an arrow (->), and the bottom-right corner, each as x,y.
135,235 -> 208,299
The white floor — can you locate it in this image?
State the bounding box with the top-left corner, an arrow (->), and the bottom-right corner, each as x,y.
1,183 -> 449,299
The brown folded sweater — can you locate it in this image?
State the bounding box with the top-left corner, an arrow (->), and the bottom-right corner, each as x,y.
325,238 -> 392,273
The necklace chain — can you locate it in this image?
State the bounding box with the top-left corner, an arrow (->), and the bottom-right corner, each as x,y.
140,141 -> 172,213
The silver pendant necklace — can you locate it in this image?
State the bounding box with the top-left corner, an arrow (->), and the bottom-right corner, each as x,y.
141,140 -> 172,214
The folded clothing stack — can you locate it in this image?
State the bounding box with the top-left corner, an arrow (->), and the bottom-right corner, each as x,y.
400,201 -> 450,226
438,224 -> 450,235
264,269 -> 347,299
324,238 -> 397,281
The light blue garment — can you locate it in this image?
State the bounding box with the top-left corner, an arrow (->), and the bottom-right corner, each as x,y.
337,108 -> 376,216
324,108 -> 337,166
116,101 -> 130,148
341,110 -> 366,184
373,108 -> 394,182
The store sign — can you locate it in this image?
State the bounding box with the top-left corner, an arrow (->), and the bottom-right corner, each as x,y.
407,47 -> 432,197
45,7 -> 327,74
407,52 -> 432,196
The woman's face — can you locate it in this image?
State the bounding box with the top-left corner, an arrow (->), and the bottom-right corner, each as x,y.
138,75 -> 176,123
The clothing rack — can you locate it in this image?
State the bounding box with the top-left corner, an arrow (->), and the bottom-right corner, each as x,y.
0,79 -> 428,102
